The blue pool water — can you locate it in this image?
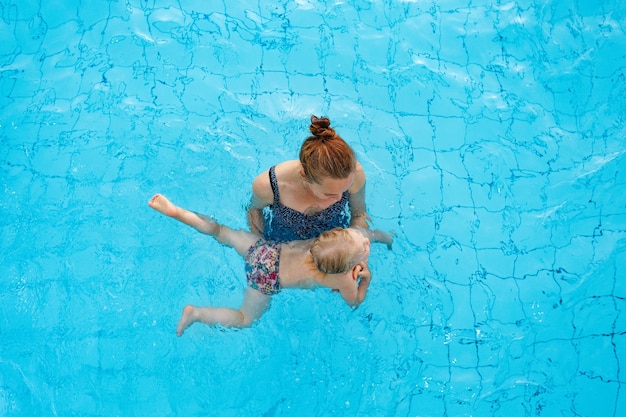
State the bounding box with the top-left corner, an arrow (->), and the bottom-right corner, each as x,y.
1,0 -> 625,416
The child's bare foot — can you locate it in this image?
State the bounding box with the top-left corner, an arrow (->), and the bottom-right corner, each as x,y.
149,194 -> 179,217
176,305 -> 198,336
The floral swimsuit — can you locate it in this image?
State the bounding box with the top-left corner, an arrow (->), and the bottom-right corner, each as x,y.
245,239 -> 282,296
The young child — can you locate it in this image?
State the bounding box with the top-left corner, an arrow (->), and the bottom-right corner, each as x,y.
148,194 -> 392,335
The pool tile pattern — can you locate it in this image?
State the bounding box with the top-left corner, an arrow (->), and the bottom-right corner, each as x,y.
1,1 -> 625,416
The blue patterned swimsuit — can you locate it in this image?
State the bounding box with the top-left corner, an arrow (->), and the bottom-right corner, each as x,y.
262,166 -> 351,242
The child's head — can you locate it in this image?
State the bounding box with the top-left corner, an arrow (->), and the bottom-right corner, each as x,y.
310,228 -> 370,274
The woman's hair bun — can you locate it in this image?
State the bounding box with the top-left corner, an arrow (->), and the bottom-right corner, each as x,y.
309,115 -> 334,139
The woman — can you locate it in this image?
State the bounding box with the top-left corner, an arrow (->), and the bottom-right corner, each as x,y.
247,115 -> 370,242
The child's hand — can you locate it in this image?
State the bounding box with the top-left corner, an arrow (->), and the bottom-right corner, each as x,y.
352,262 -> 372,307
357,263 -> 371,284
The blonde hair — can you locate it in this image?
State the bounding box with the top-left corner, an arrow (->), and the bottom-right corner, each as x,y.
299,115 -> 357,184
310,228 -> 360,274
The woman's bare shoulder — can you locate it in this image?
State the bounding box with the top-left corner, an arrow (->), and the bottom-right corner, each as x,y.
252,160 -> 301,205
273,160 -> 300,177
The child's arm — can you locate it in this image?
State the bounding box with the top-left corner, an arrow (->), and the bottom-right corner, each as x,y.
338,263 -> 371,308
353,264 -> 371,307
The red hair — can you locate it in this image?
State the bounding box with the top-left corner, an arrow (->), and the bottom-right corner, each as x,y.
299,115 -> 356,184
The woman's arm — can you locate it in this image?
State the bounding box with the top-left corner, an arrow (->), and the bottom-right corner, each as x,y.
353,226 -> 393,250
247,196 -> 266,237
247,170 -> 273,236
368,229 -> 393,250
348,163 -> 370,228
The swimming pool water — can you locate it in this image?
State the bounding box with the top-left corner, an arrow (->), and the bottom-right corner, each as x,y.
1,0 -> 625,416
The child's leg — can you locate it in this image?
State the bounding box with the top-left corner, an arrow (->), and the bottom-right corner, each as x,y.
149,194 -> 218,235
213,226 -> 259,257
176,287 -> 271,335
149,194 -> 258,256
